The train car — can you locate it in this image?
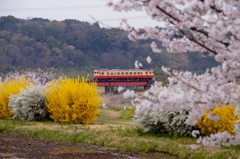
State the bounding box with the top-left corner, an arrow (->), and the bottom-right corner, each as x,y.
93,69 -> 154,81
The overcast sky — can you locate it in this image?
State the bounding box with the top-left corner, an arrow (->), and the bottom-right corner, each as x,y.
0,0 -> 161,28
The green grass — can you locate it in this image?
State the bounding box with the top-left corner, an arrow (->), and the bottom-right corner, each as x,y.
0,118 -> 240,159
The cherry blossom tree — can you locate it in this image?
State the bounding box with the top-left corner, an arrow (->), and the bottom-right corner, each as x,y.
0,68 -> 63,85
108,0 -> 240,147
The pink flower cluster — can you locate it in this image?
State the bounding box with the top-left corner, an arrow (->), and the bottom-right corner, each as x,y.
109,0 -> 240,147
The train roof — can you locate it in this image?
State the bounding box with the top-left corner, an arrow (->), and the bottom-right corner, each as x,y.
94,69 -> 153,71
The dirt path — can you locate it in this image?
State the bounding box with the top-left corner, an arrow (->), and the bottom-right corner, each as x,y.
0,133 -> 140,159
0,133 -> 179,159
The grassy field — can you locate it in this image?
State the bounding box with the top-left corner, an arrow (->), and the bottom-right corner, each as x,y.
1,88 -> 240,158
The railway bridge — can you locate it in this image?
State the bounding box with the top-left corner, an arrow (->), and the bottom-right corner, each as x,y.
93,69 -> 154,94
96,80 -> 153,94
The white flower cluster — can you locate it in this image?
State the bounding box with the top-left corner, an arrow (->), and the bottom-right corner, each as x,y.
109,0 -> 240,147
117,86 -> 126,93
134,60 -> 143,69
9,85 -> 48,121
146,56 -> 152,64
123,89 -> 135,99
197,131 -> 240,148
133,100 -> 196,135
0,68 -> 63,85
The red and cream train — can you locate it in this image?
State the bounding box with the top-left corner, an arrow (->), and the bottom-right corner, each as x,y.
93,69 -> 154,81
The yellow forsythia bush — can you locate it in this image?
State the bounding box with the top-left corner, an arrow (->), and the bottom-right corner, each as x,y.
197,104 -> 239,135
44,77 -> 102,124
0,76 -> 32,119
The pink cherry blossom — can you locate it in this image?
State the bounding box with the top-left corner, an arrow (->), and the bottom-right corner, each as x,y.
109,0 -> 240,147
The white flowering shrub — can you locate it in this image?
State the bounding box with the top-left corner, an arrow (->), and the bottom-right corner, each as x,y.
8,85 -> 49,121
132,83 -> 196,136
109,0 -> 240,147
134,109 -> 196,136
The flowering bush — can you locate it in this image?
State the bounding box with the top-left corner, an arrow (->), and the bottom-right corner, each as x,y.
0,76 -> 32,119
8,85 -> 49,121
44,77 -> 102,124
197,104 -> 239,135
134,109 -> 196,136
109,0 -> 240,147
127,83 -> 196,136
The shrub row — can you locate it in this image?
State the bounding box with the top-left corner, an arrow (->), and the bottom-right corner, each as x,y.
134,104 -> 239,137
0,76 -> 102,124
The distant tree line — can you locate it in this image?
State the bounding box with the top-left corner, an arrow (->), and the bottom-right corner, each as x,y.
0,16 -> 218,77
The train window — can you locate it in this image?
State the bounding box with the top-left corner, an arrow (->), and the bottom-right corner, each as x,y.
117,72 -> 120,75
138,72 -> 140,75
111,73 -> 113,75
146,72 -> 148,74
130,72 -> 132,75
126,72 -> 128,75
141,72 -> 143,74
107,73 -> 109,75
102,72 -> 104,75
121,72 -> 124,75
134,72 -> 136,75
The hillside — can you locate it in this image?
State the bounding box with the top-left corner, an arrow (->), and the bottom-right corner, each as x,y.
0,16 -> 219,77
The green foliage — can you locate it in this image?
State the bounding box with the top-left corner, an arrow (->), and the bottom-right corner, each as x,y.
8,85 -> 49,121
44,77 -> 102,124
0,76 -> 32,119
0,16 -> 219,73
197,104 -> 239,135
121,106 -> 135,119
134,110 -> 196,136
